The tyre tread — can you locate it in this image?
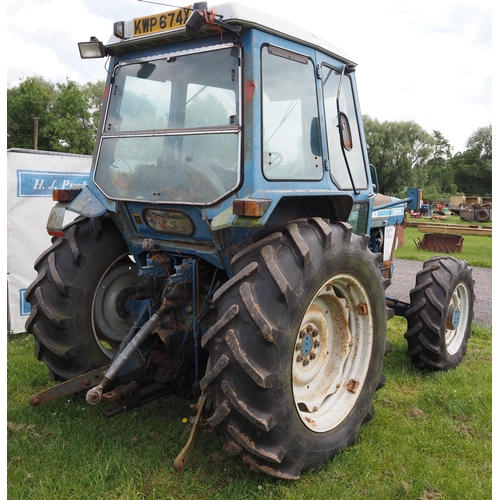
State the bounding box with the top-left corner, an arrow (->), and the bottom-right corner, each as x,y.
404,256 -> 474,370
25,215 -> 130,380
203,219 -> 389,478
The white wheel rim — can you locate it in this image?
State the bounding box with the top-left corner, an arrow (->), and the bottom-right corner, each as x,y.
292,273 -> 374,433
445,282 -> 470,355
92,255 -> 141,358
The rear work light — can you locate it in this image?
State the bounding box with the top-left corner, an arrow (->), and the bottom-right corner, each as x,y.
52,188 -> 82,202
232,199 -> 272,217
78,37 -> 106,59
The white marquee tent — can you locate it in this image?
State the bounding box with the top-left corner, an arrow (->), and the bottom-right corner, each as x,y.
7,149 -> 91,334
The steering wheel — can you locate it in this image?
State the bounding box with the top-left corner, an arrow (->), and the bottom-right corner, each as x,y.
185,161 -> 226,202
110,158 -> 133,190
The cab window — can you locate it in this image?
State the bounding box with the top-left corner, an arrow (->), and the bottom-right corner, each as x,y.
321,65 -> 367,190
261,45 -> 322,181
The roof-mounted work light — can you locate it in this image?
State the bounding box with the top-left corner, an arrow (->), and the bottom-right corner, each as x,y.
113,21 -> 125,39
78,37 -> 106,59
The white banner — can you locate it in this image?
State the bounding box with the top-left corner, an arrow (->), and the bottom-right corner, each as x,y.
7,149 -> 92,334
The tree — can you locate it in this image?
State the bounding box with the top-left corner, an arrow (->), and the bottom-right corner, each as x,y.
465,125 -> 492,158
7,76 -> 56,150
7,76 -> 105,155
362,116 -> 435,195
448,126 -> 492,197
416,131 -> 457,197
82,81 -> 107,143
45,80 -> 97,154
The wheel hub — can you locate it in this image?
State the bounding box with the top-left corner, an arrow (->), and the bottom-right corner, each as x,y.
92,257 -> 142,357
446,306 -> 461,330
296,325 -> 319,362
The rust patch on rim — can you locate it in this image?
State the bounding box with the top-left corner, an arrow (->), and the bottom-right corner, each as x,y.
346,379 -> 360,394
355,303 -> 368,315
305,417 -> 317,427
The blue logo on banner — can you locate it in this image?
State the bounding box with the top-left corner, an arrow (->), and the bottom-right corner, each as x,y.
20,289 -> 30,316
17,170 -> 90,197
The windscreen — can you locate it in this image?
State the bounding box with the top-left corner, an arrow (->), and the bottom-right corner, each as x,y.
95,47 -> 240,204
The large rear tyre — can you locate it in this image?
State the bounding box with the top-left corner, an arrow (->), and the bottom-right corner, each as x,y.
200,219 -> 393,479
404,256 -> 474,370
25,215 -> 141,381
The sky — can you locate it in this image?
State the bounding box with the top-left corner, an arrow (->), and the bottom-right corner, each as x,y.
5,0 -> 493,153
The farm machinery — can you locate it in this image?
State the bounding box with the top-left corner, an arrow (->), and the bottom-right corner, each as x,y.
26,3 -> 474,479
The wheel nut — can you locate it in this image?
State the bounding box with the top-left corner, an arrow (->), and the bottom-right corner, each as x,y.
299,330 -> 306,338
295,343 -> 302,351
314,340 -> 320,348
296,355 -> 303,362
312,329 -> 319,337
309,352 -> 316,360
306,325 -> 313,334
302,358 -> 309,366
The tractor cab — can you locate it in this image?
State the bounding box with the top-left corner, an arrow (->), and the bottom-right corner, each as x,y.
73,2 -> 375,253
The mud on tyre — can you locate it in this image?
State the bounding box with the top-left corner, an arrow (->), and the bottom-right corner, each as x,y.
200,218 -> 393,479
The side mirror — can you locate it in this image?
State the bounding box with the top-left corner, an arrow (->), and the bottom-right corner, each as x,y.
338,112 -> 353,151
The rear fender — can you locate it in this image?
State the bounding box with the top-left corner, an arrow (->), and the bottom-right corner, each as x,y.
210,194 -> 353,231
46,186 -> 107,237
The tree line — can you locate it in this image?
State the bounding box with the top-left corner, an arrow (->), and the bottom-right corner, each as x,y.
7,76 -> 104,155
363,116 -> 492,199
7,76 -> 492,199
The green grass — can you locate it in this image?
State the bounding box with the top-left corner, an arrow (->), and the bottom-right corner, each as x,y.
7,319 -> 492,500
395,215 -> 492,267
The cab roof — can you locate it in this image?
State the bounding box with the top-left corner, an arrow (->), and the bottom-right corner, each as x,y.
104,2 -> 356,66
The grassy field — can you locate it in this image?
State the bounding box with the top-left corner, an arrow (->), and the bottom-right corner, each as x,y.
8,213 -> 492,499
395,215 -> 492,268
7,317 -> 492,500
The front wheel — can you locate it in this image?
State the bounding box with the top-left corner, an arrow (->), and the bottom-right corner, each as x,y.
404,256 -> 474,370
200,219 -> 393,479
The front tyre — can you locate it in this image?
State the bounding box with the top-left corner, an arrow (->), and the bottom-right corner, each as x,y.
200,219 -> 392,479
404,256 -> 474,370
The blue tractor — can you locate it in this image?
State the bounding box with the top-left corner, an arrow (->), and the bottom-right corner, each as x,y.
26,3 -> 474,479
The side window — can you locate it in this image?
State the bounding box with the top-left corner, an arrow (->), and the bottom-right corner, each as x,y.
261,46 -> 322,181
322,65 -> 368,190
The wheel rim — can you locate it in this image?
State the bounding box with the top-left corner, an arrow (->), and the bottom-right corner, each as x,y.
91,254 -> 142,358
445,282 -> 471,355
292,273 -> 374,433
